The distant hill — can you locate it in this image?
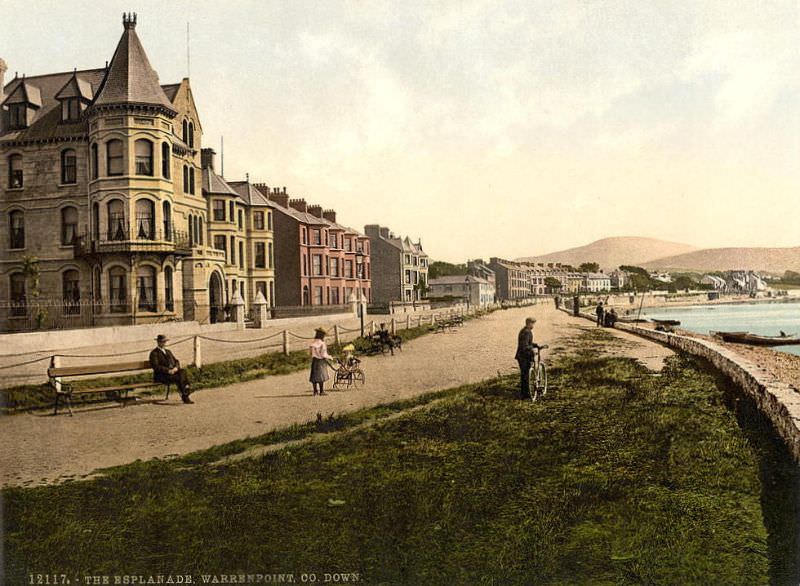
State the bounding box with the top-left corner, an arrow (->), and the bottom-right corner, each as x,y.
517,237 -> 698,270
645,247 -> 800,273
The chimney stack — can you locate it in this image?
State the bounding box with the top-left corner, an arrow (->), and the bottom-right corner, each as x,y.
289,198 -> 308,213
322,209 -> 336,223
0,58 -> 6,105
308,204 -> 323,218
201,148 -> 215,171
380,227 -> 390,239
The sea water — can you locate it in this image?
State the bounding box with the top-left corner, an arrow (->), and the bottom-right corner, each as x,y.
638,301 -> 800,356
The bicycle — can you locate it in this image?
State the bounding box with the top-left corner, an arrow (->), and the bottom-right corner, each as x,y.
529,345 -> 548,402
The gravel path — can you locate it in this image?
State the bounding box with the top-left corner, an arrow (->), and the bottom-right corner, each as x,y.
0,305 -> 673,488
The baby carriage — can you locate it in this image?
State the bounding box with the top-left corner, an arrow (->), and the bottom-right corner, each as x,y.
332,344 -> 366,389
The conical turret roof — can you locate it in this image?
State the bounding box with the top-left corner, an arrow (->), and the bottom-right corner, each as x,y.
92,13 -> 176,115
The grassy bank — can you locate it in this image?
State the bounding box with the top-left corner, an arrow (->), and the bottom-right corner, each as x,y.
0,319 -> 446,415
4,330 -> 794,584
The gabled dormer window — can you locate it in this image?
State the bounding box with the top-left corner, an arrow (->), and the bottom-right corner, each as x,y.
61,98 -> 81,122
8,104 -> 27,130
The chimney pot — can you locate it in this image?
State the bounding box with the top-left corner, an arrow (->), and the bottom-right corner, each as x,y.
201,148 -> 216,170
322,209 -> 337,223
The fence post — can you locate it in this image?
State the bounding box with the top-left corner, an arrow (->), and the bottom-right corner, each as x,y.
50,355 -> 61,393
406,314 -> 411,330
282,330 -> 289,355
334,325 -> 341,345
193,335 -> 202,369
390,317 -> 396,335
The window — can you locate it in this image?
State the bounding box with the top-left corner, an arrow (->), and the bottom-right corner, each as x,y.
302,228 -> 307,244
162,201 -> 172,239
213,200 -> 225,221
214,235 -> 226,259
61,207 -> 78,245
107,140 -> 123,176
9,210 -> 24,249
239,241 -> 244,269
61,98 -> 80,122
344,238 -> 352,252
267,212 -> 272,231
9,104 -> 26,129
183,165 -> 189,192
331,287 -> 340,304
268,242 -> 274,268
182,120 -> 188,143
10,272 -> 26,315
230,236 -> 236,265
62,270 -> 80,315
302,286 -> 310,305
269,281 -> 274,307
345,259 -> 353,278
8,154 -> 23,188
198,217 -> 203,245
165,266 -> 174,311
188,122 -> 194,148
161,142 -> 170,178
330,257 -> 339,277
256,281 -> 267,300
136,266 -> 156,311
405,270 -> 411,284
135,199 -> 155,240
314,286 -> 323,305
313,230 -> 321,245
254,211 -> 264,230
188,214 -> 194,245
329,233 -> 337,248
229,202 -> 234,223
61,149 -> 77,184
255,242 -> 266,268
312,255 -> 322,276
189,167 -> 195,195
303,254 -> 308,276
92,203 -> 100,240
238,209 -> 243,229
109,267 -> 127,313
91,143 -> 98,179
133,140 -> 153,175
107,199 -> 126,241
93,267 -> 101,301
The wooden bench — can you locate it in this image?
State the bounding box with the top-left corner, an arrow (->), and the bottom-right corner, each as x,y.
433,317 -> 457,333
47,360 -> 174,416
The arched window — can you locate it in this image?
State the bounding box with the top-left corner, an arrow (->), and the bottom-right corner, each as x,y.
62,269 -> 80,315
165,266 -> 174,312
194,216 -> 200,245
182,119 -> 188,143
106,140 -> 123,176
188,122 -> 194,148
61,206 -> 78,245
161,142 -> 170,179
198,217 -> 204,245
239,241 -> 244,269
134,139 -> 153,176
189,167 -> 195,195
9,273 -> 26,315
183,165 -> 188,192
135,199 -> 155,240
8,154 -> 23,188
9,210 -> 24,249
302,285 -> 310,306
136,265 -> 157,312
162,201 -> 172,240
91,143 -> 99,179
61,149 -> 77,184
188,213 -> 194,246
107,199 -> 126,241
92,202 -> 100,240
109,267 -> 128,313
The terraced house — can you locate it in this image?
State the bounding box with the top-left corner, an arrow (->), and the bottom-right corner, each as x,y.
0,14 -> 274,331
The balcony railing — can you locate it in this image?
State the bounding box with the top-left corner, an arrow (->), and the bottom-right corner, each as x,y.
75,228 -> 192,257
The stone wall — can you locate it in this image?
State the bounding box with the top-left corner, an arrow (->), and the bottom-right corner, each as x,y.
572,309 -> 800,462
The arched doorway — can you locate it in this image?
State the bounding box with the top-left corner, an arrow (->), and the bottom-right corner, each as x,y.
209,272 -> 224,323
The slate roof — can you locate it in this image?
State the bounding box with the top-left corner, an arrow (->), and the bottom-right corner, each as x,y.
1,68 -> 107,142
92,21 -> 176,113
228,181 -> 274,208
429,275 -> 488,285
202,166 -> 239,197
161,83 -> 180,102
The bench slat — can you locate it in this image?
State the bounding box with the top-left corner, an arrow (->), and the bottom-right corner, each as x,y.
62,382 -> 157,395
48,361 -> 151,378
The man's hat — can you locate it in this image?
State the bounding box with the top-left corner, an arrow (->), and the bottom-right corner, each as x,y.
525,317 -> 536,324
315,327 -> 328,335
156,334 -> 168,343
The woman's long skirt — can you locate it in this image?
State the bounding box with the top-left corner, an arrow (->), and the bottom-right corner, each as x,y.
309,357 -> 330,383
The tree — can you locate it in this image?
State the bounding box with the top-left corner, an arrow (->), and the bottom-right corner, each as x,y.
578,262 -> 599,273
428,261 -> 467,279
544,277 -> 562,292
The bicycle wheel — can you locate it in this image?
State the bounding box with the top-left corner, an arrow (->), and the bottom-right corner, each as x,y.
535,363 -> 547,398
528,364 -> 538,402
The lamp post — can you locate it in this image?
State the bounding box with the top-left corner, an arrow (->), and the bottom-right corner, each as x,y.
464,275 -> 471,312
356,249 -> 365,337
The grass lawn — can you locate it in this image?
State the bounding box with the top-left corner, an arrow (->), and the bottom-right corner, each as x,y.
4,329 -> 796,585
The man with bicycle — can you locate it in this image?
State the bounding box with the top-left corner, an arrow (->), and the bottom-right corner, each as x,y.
515,317 -> 542,400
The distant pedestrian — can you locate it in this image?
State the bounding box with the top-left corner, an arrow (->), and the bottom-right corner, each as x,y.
309,327 -> 332,396
515,317 -> 540,400
149,335 -> 193,404
595,302 -> 604,327
554,296 -> 561,309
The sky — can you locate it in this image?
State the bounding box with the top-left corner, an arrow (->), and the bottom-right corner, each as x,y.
2,1 -> 799,262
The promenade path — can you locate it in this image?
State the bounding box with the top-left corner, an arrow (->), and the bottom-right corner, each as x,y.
0,305 -> 672,488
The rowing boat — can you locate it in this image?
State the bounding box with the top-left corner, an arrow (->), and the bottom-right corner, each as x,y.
651,318 -> 681,326
712,331 -> 800,346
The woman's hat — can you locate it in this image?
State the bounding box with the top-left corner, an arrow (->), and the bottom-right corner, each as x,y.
315,327 -> 328,335
156,334 -> 168,343
342,344 -> 355,352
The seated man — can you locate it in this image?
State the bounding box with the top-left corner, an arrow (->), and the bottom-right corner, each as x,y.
149,334 -> 193,404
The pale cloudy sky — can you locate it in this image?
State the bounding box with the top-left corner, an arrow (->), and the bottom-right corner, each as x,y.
3,1 -> 799,262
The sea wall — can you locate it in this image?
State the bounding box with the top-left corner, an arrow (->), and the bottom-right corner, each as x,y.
572,309 -> 800,463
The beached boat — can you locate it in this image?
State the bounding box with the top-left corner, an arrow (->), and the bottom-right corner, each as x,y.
712,331 -> 800,346
651,318 -> 681,326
